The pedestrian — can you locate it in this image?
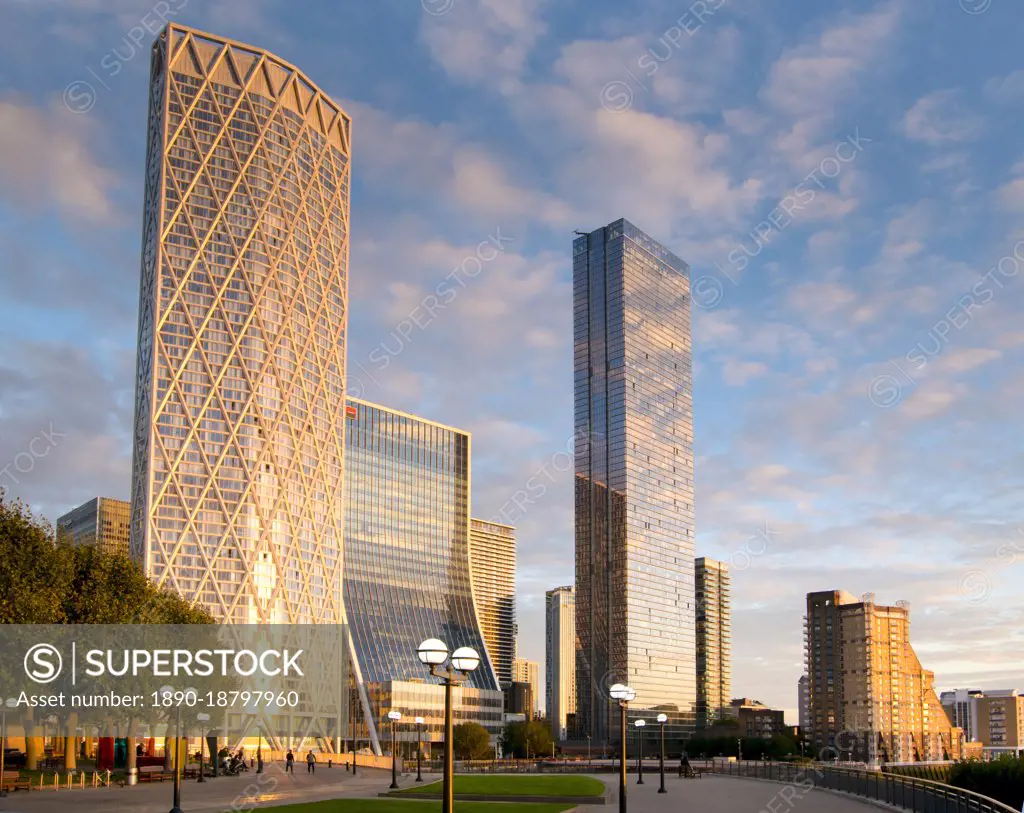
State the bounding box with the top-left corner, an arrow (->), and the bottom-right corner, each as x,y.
286,749 -> 295,774
307,750 -> 316,774
679,752 -> 690,778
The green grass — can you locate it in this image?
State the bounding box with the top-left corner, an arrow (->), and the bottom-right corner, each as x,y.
226,801 -> 577,813
397,775 -> 605,798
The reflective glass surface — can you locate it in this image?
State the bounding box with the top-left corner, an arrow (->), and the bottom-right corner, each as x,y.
574,219 -> 696,743
344,399 -> 500,747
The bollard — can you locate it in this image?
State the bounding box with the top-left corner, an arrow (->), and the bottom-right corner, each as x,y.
79,773 -> 85,789
127,766 -> 138,786
328,760 -> 332,768
54,772 -> 59,791
106,769 -> 110,787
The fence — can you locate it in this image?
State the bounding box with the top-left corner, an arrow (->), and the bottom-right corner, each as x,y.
710,761 -> 1019,813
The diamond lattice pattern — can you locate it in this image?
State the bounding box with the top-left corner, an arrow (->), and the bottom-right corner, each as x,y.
130,26 -> 351,625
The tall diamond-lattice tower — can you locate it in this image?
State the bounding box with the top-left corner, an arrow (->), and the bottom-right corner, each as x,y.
129,24 -> 351,624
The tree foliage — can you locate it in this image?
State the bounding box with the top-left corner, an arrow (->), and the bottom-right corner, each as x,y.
453,722 -> 492,760
502,719 -> 554,758
682,733 -> 797,760
950,755 -> 1024,809
0,495 -> 213,624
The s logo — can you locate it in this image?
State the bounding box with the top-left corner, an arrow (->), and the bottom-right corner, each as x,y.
25,643 -> 63,683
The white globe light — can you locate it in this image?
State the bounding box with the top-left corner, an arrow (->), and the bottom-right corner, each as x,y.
610,683 -> 636,702
5,698 -> 17,708
196,713 -> 211,723
158,685 -> 174,696
418,638 -> 449,666
657,713 -> 668,723
634,719 -> 646,727
388,710 -> 402,721
415,717 -> 425,725
451,647 -> 480,673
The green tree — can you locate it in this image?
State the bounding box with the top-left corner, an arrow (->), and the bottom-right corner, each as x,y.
453,722 -> 492,760
502,719 -> 554,758
0,495 -> 213,624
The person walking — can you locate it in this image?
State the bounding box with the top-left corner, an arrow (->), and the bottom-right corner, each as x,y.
286,749 -> 295,774
679,752 -> 691,778
306,750 -> 316,774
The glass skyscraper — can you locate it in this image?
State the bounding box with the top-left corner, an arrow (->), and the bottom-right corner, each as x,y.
57,497 -> 131,555
129,24 -> 350,624
695,557 -> 731,729
574,218 -> 695,744
343,398 -> 502,752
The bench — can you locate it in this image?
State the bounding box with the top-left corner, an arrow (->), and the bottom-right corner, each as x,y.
679,766 -> 703,779
1,771 -> 31,792
138,766 -> 174,782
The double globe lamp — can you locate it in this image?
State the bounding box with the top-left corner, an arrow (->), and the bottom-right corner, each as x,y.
417,638 -> 480,813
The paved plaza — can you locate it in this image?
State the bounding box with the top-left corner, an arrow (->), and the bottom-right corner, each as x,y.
594,773 -> 881,813
0,767 -> 884,813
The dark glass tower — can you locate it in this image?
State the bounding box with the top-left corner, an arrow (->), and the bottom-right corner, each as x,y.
574,219 -> 695,744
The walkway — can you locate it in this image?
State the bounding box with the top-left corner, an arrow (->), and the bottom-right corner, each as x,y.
591,771 -> 884,813
0,764 -> 403,813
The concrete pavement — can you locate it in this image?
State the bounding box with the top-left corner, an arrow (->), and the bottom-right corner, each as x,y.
0,764 -> 413,813
590,771 -> 883,813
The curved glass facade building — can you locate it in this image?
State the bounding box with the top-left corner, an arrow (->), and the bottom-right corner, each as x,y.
344,398 -> 502,752
129,24 -> 350,624
574,219 -> 695,744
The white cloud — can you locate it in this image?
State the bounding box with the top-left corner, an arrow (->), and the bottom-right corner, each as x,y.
0,97 -> 118,224
902,90 -> 983,145
419,0 -> 547,95
722,358 -> 769,386
761,2 -> 902,117
984,70 -> 1024,104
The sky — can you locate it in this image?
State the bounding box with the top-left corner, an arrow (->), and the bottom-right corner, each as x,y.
1,0 -> 1023,722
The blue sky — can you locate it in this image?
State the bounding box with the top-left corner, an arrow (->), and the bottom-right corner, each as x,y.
1,0 -> 1023,719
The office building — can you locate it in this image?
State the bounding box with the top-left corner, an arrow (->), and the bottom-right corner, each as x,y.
695,557 -> 731,729
513,658 -> 541,718
546,585 -> 577,740
798,674 -> 810,734
504,682 -> 534,718
940,689 -> 983,743
129,24 -> 350,625
344,398 -> 502,752
470,519 -> 517,687
574,218 -> 695,744
805,590 -> 962,764
975,691 -> 1024,756
57,497 -> 131,554
729,699 -> 787,739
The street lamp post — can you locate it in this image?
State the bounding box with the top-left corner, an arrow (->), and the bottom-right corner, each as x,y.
609,684 -> 635,813
418,638 -> 481,813
1,698 -> 17,798
634,720 -> 646,785
196,714 -> 210,783
587,734 -> 592,767
656,713 -> 668,794
256,726 -> 264,774
160,685 -> 196,813
388,711 -> 402,789
415,717 -> 425,782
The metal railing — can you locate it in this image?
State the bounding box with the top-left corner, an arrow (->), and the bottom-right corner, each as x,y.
710,761 -> 1019,813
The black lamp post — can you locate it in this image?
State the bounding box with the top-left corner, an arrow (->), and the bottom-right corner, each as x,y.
160,684 -> 196,813
418,638 -> 481,813
1,698 -> 16,798
609,684 -> 635,813
388,711 -> 402,789
196,714 -> 210,783
351,692 -> 358,776
415,716 -> 425,782
634,719 -> 646,784
656,713 -> 667,793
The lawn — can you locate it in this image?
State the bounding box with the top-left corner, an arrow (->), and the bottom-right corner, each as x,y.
225,801 -> 577,813
397,775 -> 605,798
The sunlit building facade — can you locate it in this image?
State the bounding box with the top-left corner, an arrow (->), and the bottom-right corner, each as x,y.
343,398 -> 502,752
805,591 -> 962,764
57,497 -> 131,555
546,585 -> 577,740
696,557 -> 731,729
469,518 -> 517,688
574,219 -> 695,744
129,24 -> 350,625
513,658 -> 541,718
